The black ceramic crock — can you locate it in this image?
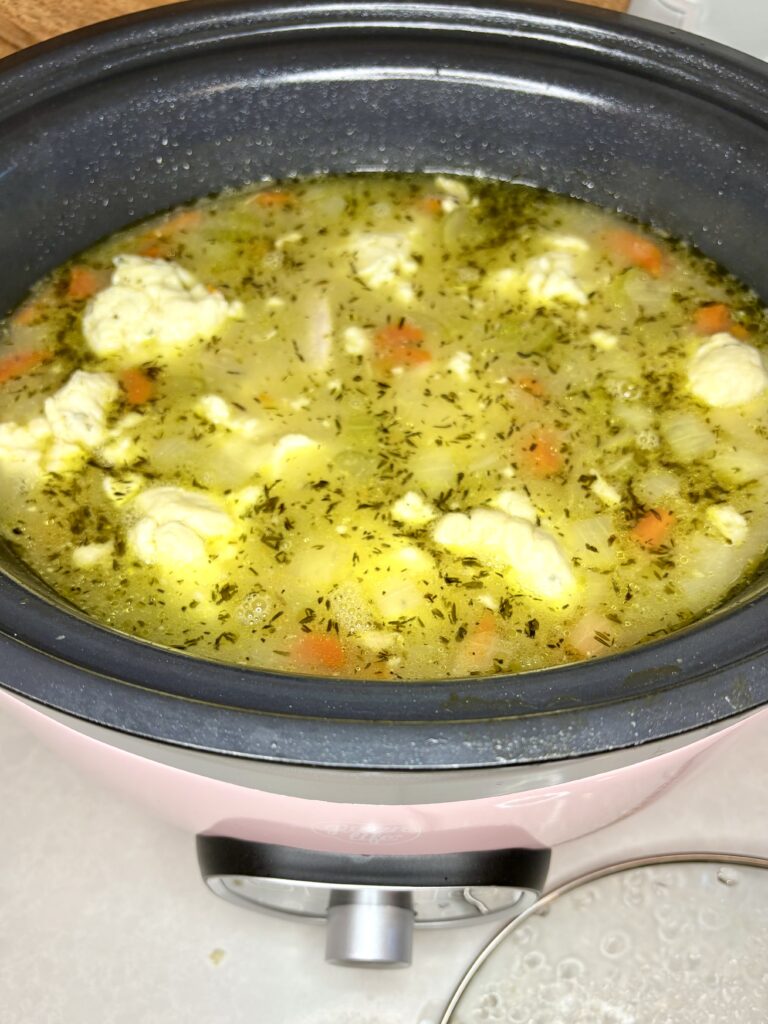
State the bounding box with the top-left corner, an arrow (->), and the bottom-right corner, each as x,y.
0,0 -> 767,770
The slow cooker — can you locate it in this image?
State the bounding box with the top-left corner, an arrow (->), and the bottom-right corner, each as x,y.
1,0 -> 768,968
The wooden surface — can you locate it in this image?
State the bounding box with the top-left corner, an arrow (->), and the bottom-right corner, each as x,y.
0,0 -> 180,58
0,0 -> 630,58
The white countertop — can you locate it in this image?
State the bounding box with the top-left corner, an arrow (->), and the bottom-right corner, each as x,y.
631,0 -> 768,62
0,708 -> 501,1024
2,702 -> 768,1024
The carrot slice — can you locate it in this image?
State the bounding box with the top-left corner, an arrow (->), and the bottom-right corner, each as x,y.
119,367 -> 155,405
249,190 -> 295,208
519,429 -> 563,478
391,347 -> 431,368
417,195 -> 444,215
730,324 -> 751,340
451,610 -> 499,676
377,322 -> 425,346
67,265 -> 102,301
150,209 -> 203,238
138,242 -> 170,259
136,209 -> 203,256
467,611 -> 498,666
631,508 -> 675,550
12,303 -> 41,327
292,633 -> 346,672
0,349 -> 50,384
514,375 -> 546,397
693,303 -> 749,339
374,321 -> 431,370
604,229 -> 664,277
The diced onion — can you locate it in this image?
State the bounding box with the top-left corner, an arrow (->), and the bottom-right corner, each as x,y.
441,207 -> 486,252
622,267 -> 671,314
568,610 -> 617,659
661,412 -> 716,463
567,515 -> 616,569
633,470 -> 680,506
409,449 -> 457,496
612,400 -> 654,431
374,578 -> 424,620
334,449 -> 378,480
677,536 -> 751,615
711,448 -> 768,487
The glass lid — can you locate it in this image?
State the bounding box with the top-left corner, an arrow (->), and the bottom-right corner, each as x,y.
441,855 -> 768,1024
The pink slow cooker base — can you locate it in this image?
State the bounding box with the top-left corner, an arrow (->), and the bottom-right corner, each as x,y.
3,687 -> 762,860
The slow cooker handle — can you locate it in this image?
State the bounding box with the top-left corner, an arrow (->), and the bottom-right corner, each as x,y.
196,836 -> 550,968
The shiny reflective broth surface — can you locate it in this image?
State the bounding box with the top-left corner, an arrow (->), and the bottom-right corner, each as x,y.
1,174 -> 767,679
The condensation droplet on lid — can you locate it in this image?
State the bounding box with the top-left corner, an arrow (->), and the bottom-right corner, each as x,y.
653,903 -> 677,924
698,907 -> 727,932
573,887 -> 598,909
622,889 -> 645,909
446,863 -> 768,1024
667,952 -> 690,975
530,1010 -> 554,1024
522,950 -> 546,971
600,932 -> 631,959
557,957 -> 584,981
658,921 -> 685,943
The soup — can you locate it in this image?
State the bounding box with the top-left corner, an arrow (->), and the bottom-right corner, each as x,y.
1,174 -> 767,679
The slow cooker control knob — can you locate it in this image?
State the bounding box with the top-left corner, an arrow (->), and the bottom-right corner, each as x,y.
325,890 -> 414,968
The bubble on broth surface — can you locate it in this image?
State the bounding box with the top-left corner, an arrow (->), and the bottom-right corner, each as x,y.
236,590 -> 274,627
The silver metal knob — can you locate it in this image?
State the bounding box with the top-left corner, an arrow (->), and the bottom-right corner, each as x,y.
325,890 -> 415,968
